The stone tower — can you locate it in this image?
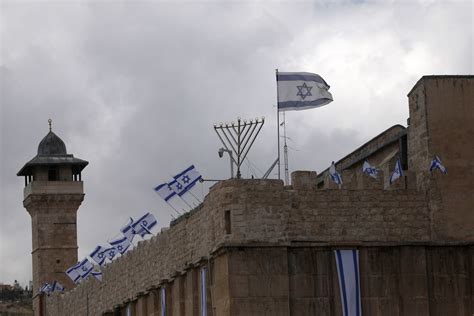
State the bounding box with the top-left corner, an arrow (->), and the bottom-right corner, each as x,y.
17,121 -> 88,314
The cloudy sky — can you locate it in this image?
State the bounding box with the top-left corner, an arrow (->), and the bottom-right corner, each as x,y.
1,0 -> 472,287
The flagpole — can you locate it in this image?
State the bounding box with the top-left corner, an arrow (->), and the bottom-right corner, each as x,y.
276,68 -> 281,180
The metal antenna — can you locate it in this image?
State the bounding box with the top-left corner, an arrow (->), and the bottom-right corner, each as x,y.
214,117 -> 265,179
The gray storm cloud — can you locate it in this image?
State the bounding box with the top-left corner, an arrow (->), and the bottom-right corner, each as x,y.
1,0 -> 472,286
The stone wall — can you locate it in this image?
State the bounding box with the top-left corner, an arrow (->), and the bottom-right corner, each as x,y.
408,76 -> 474,241
43,176 -> 435,315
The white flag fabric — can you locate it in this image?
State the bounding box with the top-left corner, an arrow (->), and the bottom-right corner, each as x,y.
335,249 -> 362,316
171,165 -> 202,196
109,235 -> 132,254
389,159 -> 403,184
277,72 -> 333,111
120,218 -> 137,242
430,155 -> 447,174
131,212 -> 157,237
154,183 -> 177,202
329,162 -> 343,186
90,245 -> 107,266
51,281 -> 64,293
362,160 -> 378,179
92,271 -> 103,282
101,247 -> 118,261
77,258 -> 94,278
66,262 -> 82,284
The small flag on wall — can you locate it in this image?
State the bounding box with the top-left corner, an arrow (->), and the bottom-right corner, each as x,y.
362,160 -> 378,179
329,161 -> 343,186
335,249 -> 362,316
389,159 -> 403,184
429,155 -> 447,174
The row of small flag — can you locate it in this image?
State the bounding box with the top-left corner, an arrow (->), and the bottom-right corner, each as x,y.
329,155 -> 447,186
65,212 -> 158,284
63,165 -> 202,287
39,281 -> 64,296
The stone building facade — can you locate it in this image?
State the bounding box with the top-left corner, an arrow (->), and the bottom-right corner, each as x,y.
20,76 -> 473,315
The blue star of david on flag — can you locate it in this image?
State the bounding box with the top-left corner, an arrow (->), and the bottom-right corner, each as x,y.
277,72 -> 333,111
296,82 -> 313,100
131,212 -> 157,238
171,165 -> 203,197
109,234 -> 132,255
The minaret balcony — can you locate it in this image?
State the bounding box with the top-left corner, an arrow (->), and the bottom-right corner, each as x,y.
24,180 -> 84,198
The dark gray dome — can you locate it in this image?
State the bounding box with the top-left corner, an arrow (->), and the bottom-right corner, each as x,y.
37,131 -> 67,156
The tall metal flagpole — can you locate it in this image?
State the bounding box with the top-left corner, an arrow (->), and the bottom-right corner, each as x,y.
276,68 -> 281,180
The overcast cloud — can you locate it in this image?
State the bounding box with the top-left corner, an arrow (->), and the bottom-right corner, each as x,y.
1,0 -> 472,286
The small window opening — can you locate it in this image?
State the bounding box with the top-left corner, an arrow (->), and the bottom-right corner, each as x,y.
224,210 -> 231,234
48,167 -> 58,181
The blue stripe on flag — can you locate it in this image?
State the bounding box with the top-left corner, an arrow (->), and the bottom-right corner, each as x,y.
336,250 -> 349,316
277,73 -> 329,87
278,99 -> 333,110
174,165 -> 195,179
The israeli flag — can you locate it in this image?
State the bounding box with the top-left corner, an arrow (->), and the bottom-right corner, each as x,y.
430,155 -> 447,174
101,247 -> 118,261
200,268 -> 207,316
277,72 -> 333,111
66,262 -> 82,284
39,283 -> 52,295
329,162 -> 343,186
92,271 -> 103,282
131,212 -> 157,238
154,183 -> 177,202
161,287 -> 166,316
389,159 -> 404,185
90,245 -> 107,266
335,250 -> 362,316
77,258 -> 94,278
120,218 -> 137,242
171,165 -> 202,196
362,160 -> 378,179
51,281 -> 64,293
109,235 -> 132,255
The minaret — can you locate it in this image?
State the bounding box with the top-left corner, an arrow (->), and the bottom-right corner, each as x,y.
17,120 -> 88,315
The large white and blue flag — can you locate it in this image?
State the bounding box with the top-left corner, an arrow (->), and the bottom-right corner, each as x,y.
77,258 -> 94,279
277,72 -> 333,111
389,159 -> 403,185
335,249 -> 362,316
362,160 -> 378,179
154,183 -> 177,202
329,161 -> 343,186
131,212 -> 157,238
109,235 -> 132,255
430,155 -> 447,174
171,165 -> 202,196
90,245 -> 107,266
66,262 -> 82,284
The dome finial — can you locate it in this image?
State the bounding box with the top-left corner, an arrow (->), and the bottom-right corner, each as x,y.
48,119 -> 52,132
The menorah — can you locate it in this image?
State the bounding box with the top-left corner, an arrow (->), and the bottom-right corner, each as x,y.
214,117 -> 265,179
